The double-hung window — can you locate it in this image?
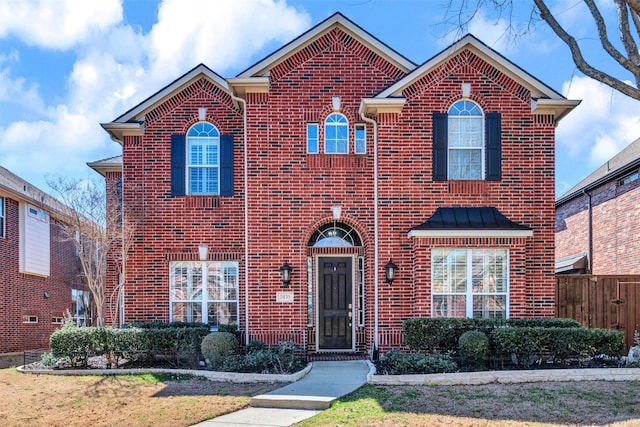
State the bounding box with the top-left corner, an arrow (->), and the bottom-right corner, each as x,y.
188,123 -> 220,194
72,289 -> 90,326
170,261 -> 239,329
448,101 -> 484,180
324,113 -> 348,154
0,196 -> 4,238
432,100 -> 501,181
432,248 -> 508,318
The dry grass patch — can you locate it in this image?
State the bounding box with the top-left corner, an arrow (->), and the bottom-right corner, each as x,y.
298,382 -> 640,426
1,368 -> 280,426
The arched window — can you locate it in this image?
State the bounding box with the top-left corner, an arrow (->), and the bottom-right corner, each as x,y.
187,122 -> 220,194
309,222 -> 362,247
447,100 -> 483,180
324,113 -> 348,154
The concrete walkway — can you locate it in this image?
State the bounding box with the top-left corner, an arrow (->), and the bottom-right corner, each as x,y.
192,360 -> 371,427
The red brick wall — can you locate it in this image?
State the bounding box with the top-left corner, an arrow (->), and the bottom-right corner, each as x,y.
0,196 -> 84,354
115,28 -> 558,352
556,177 -> 640,274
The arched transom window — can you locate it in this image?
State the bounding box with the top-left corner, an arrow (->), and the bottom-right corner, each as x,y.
309,222 -> 362,247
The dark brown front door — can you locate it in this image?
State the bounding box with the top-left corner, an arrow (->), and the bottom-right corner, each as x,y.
318,257 -> 353,350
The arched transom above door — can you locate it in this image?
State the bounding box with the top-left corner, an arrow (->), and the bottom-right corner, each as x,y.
308,222 -> 362,247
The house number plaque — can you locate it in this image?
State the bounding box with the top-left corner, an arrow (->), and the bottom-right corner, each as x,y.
276,292 -> 294,303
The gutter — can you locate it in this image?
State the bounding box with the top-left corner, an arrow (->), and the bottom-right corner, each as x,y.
230,93 -> 250,346
359,108 -> 379,354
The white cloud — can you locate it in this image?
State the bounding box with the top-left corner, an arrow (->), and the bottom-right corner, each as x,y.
0,0 -> 123,49
556,76 -> 640,166
148,0 -> 311,80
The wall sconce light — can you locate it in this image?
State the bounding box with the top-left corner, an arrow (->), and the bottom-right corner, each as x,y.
198,244 -> 209,261
461,83 -> 471,98
198,107 -> 207,121
384,259 -> 398,284
332,205 -> 342,220
332,96 -> 341,111
43,291 -> 49,299
280,262 -> 292,287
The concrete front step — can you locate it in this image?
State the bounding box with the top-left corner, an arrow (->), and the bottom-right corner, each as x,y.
250,360 -> 372,410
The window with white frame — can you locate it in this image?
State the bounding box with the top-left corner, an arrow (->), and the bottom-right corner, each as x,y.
307,123 -> 319,154
448,100 -> 484,179
72,289 -> 90,326
187,122 -> 220,194
354,124 -> 366,154
0,196 -> 4,238
432,248 -> 508,318
170,261 -> 238,329
324,113 -> 348,154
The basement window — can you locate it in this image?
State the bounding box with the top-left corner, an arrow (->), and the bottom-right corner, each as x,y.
22,315 -> 38,324
52,317 -> 63,324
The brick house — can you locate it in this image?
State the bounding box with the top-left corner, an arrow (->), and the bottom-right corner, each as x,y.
556,137 -> 640,275
93,13 -> 578,355
0,167 -> 86,366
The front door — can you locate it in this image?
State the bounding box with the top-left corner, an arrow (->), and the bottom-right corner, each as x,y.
318,257 -> 353,350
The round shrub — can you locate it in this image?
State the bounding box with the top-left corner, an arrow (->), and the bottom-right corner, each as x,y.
201,332 -> 239,370
458,330 -> 489,370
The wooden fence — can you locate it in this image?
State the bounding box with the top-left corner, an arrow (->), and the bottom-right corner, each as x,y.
556,275 -> 640,351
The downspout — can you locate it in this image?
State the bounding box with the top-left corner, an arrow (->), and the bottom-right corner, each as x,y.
583,189 -> 593,274
230,93 -> 249,345
359,107 -> 379,354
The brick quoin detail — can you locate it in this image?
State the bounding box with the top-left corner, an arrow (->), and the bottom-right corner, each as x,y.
103,20 -> 564,354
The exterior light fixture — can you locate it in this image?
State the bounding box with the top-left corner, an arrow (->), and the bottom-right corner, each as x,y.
198,244 -> 209,261
384,258 -> 398,284
280,262 -> 292,287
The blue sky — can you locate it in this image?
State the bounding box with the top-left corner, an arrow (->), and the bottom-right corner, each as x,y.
1,0 -> 638,198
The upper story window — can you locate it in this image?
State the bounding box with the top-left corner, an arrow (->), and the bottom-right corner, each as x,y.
432,101 -> 502,182
0,196 -> 4,238
448,101 -> 483,180
170,123 -> 234,197
188,122 -> 220,194
307,123 -> 319,154
324,113 -> 348,154
619,171 -> 638,186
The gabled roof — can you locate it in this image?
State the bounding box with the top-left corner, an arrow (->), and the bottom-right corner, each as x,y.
236,12 -> 416,78
102,64 -> 231,143
557,137 -> 640,204
0,166 -> 72,220
371,34 -> 579,122
87,155 -> 123,177
408,207 -> 532,238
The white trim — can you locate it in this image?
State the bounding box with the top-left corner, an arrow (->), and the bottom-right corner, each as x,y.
237,13 -> 415,78
314,255 -> 357,353
408,229 -> 533,239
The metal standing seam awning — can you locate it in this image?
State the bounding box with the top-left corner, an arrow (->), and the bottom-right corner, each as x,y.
407,207 -> 533,238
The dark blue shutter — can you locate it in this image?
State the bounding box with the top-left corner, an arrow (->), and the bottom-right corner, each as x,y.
432,112 -> 448,181
485,112 -> 502,181
219,134 -> 234,196
170,134 -> 186,196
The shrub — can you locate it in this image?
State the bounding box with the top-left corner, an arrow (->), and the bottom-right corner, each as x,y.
376,350 -> 457,375
245,339 -> 268,353
458,331 -> 489,370
201,332 -> 239,370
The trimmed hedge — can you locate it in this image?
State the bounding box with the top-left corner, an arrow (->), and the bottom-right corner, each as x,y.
404,318 -> 581,352
49,323 -> 210,368
376,349 -> 457,375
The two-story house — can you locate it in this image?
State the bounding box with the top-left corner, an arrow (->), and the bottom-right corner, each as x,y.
93,13 -> 578,356
0,167 -> 86,367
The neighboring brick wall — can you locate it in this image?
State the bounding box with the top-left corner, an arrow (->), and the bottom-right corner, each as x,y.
0,196 -> 84,354
557,177 -> 640,275
114,27 -> 559,352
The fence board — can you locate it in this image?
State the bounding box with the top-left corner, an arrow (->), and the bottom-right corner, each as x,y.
556,275 -> 640,351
